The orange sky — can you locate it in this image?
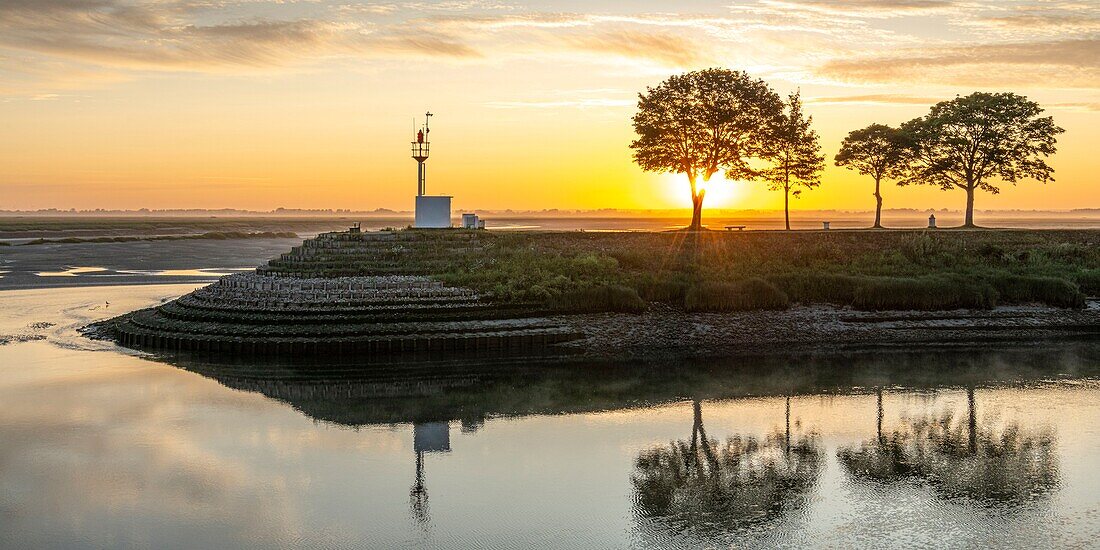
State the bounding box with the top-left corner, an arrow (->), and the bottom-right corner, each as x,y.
0,0 -> 1097,213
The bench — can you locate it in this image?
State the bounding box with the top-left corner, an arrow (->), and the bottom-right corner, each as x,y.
724,225 -> 746,231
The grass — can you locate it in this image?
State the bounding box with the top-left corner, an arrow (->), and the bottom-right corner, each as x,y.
1075,269 -> 1100,295
852,276 -> 998,311
684,279 -> 789,312
426,229 -> 1100,312
551,285 -> 647,313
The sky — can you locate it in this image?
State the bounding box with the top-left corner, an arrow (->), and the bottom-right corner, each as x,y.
0,0 -> 1097,213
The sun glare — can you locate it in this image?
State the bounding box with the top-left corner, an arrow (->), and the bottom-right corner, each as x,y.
664,172 -> 745,209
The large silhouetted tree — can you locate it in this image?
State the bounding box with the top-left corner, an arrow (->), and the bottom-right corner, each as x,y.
835,124 -> 907,228
898,92 -> 1063,227
761,91 -> 824,231
631,68 -> 783,230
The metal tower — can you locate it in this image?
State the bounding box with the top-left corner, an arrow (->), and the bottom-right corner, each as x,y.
411,112 -> 432,196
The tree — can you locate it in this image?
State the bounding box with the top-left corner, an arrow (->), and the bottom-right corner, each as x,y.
898,92 -> 1063,227
834,124 -> 907,228
631,68 -> 783,230
761,91 -> 824,231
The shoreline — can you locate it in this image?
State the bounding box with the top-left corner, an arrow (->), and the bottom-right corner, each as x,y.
552,301 -> 1100,362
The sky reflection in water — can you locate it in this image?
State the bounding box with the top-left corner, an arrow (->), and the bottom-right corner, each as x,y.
0,288 -> 1098,548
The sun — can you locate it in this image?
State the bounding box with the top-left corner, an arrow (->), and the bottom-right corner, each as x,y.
663,172 -> 745,209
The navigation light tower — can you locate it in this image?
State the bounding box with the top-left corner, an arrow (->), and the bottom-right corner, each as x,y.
411,112 -> 451,228
412,112 -> 431,196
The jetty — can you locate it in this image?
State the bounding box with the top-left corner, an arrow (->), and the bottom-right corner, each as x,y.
102,229 -> 579,357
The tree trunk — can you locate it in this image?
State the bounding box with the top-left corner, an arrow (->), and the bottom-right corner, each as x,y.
967,387 -> 977,455
687,173 -> 704,231
873,176 -> 883,229
784,187 -> 791,231
784,396 -> 791,454
876,389 -> 884,446
690,193 -> 704,231
964,185 -> 976,228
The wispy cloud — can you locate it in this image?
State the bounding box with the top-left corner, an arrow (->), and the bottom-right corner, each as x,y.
818,38 -> 1100,87
484,98 -> 634,109
807,93 -> 942,105
2,0 -> 1100,97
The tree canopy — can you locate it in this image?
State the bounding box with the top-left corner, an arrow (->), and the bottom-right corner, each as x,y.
835,124 -> 908,228
898,92 -> 1063,227
631,68 -> 783,230
761,91 -> 824,230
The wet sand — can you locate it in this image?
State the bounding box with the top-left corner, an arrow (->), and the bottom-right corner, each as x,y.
0,238 -> 299,290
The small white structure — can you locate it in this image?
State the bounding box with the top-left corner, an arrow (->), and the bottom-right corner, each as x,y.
928,213 -> 937,228
461,213 -> 479,229
413,422 -> 451,454
415,196 -> 452,228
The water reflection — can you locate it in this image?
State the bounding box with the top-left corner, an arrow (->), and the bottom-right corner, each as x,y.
411,422 -> 451,525
6,343 -> 1090,548
631,399 -> 822,538
838,387 -> 1059,505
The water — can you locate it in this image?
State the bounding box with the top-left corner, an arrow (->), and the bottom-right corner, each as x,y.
1,285 -> 1099,549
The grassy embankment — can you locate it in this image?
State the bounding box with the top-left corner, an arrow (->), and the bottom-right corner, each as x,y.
430,230 -> 1100,312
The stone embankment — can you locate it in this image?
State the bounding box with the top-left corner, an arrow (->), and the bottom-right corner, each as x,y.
102,230 -> 578,357
556,301 -> 1100,360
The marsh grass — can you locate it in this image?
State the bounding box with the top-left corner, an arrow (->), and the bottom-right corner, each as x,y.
852,276 -> 998,311
988,274 -> 1086,308
550,285 -> 647,313
1074,269 -> 1100,295
684,279 -> 789,312
427,229 -> 1100,312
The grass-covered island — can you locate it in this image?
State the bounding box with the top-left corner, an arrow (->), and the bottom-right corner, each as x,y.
93,228 -> 1100,360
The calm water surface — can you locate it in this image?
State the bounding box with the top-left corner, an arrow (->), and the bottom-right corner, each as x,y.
1,285 -> 1099,549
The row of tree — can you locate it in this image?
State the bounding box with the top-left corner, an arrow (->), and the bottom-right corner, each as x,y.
630,68 -> 1064,230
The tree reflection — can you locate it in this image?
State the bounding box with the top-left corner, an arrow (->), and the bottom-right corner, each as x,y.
838,388 -> 1058,504
631,399 -> 822,537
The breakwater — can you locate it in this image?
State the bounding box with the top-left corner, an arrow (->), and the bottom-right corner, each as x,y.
102,230 -> 580,357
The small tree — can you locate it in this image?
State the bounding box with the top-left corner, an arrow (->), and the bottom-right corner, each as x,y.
899,92 -> 1063,227
631,68 -> 783,230
835,124 -> 908,228
761,91 -> 824,231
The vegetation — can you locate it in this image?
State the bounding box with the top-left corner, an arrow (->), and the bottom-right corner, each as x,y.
632,69 -> 1064,230
762,92 -> 825,231
684,279 -> 789,312
631,69 -> 783,230
897,92 -> 1064,227
834,124 -> 907,229
422,230 -> 1100,312
551,285 -> 646,313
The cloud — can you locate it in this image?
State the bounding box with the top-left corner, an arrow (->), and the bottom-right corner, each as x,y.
3,0 -> 1099,98
808,94 -> 942,105
484,97 -> 634,109
978,12 -> 1100,32
818,38 -> 1100,88
760,0 -> 956,17
562,29 -> 707,67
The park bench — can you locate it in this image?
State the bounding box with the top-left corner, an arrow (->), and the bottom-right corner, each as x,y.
724,225 -> 746,231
